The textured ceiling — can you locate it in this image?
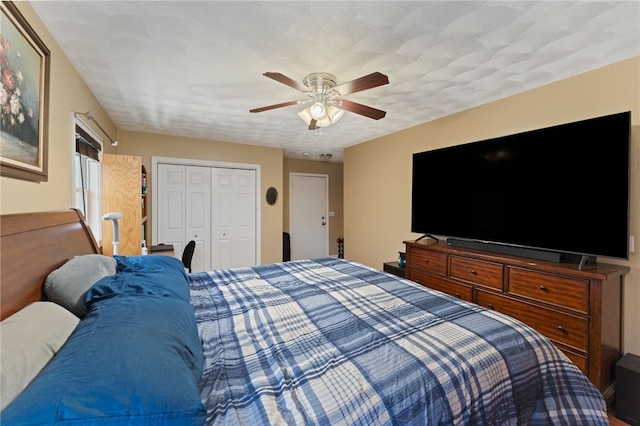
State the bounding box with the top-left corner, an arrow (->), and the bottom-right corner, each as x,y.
31,1 -> 640,162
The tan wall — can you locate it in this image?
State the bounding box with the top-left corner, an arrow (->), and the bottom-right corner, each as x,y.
283,158 -> 344,256
0,2 -> 117,215
116,130 -> 283,265
344,56 -> 640,354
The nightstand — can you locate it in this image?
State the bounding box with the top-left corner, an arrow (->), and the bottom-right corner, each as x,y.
383,261 -> 405,278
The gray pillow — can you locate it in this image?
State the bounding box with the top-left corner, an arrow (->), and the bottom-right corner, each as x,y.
0,301 -> 79,410
44,254 -> 117,318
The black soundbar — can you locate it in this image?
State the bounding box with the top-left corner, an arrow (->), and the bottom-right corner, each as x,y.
446,238 -> 590,264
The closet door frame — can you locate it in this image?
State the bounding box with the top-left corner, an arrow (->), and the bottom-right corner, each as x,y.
151,156 -> 261,266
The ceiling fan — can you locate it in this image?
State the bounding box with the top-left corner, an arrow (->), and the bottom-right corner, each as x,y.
250,71 -> 389,130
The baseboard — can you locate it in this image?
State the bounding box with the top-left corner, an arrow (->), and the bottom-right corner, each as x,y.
603,381 -> 616,408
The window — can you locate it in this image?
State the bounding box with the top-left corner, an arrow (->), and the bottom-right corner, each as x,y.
73,118 -> 103,242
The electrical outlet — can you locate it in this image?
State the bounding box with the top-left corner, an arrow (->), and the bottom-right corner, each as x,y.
630,236 -> 635,253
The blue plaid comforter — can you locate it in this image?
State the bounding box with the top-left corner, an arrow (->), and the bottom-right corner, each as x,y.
189,258 -> 607,425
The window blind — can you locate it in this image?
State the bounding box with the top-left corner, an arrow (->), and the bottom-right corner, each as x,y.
75,125 -> 101,161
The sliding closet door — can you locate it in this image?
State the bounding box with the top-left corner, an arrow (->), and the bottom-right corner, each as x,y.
211,168 -> 256,268
156,161 -> 258,271
156,164 -> 211,271
156,163 -> 186,256
185,166 -> 211,272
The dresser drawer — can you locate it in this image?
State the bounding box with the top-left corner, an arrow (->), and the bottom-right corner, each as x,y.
450,256 -> 503,290
408,269 -> 473,302
476,290 -> 588,352
407,247 -> 447,276
508,268 -> 589,314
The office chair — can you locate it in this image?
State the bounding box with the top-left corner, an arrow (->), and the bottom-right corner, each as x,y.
182,240 -> 196,273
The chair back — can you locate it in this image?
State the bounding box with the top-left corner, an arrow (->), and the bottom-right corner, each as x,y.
182,240 -> 196,273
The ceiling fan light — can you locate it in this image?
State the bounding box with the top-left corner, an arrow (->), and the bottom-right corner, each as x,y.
327,105 -> 344,123
297,108 -> 313,125
309,102 -> 327,120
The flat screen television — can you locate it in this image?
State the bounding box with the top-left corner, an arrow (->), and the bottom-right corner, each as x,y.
411,111 -> 631,263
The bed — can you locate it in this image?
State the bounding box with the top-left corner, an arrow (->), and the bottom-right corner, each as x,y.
0,209 -> 609,425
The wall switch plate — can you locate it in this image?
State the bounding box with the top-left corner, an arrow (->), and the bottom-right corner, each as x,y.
630,236 -> 635,253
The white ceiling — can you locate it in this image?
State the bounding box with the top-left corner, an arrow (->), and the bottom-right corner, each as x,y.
31,1 -> 640,162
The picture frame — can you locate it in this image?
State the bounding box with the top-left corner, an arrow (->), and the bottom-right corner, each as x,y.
1,1 -> 50,182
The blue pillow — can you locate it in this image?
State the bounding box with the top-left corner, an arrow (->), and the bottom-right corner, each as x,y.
1,294 -> 205,425
85,255 -> 190,306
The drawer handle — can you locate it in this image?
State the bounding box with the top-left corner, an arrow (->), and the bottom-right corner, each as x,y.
487,303 -> 494,310
471,270 -> 477,276
539,285 -> 548,291
455,292 -> 461,299
423,259 -> 429,264
557,325 -> 568,335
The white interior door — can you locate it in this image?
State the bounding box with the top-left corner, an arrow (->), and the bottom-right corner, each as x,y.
211,168 -> 256,268
290,173 -> 328,260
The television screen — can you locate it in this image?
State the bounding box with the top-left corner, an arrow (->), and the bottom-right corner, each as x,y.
411,111 -> 630,260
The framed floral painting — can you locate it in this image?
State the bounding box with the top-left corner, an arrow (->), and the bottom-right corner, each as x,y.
1,1 -> 50,182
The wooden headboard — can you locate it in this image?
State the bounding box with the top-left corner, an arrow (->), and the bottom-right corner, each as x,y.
0,209 -> 100,320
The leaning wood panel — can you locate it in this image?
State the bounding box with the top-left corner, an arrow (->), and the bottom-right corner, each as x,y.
101,154 -> 142,256
0,209 -> 99,320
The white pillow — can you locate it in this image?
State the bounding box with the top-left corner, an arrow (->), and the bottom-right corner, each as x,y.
0,302 -> 79,410
44,254 -> 117,318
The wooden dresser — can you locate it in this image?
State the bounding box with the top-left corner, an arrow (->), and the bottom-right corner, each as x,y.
404,239 -> 629,400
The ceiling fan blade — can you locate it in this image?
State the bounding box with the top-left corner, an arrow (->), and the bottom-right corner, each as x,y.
263,72 -> 309,92
308,119 -> 318,130
339,99 -> 386,120
250,100 -> 302,113
333,72 -> 389,96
